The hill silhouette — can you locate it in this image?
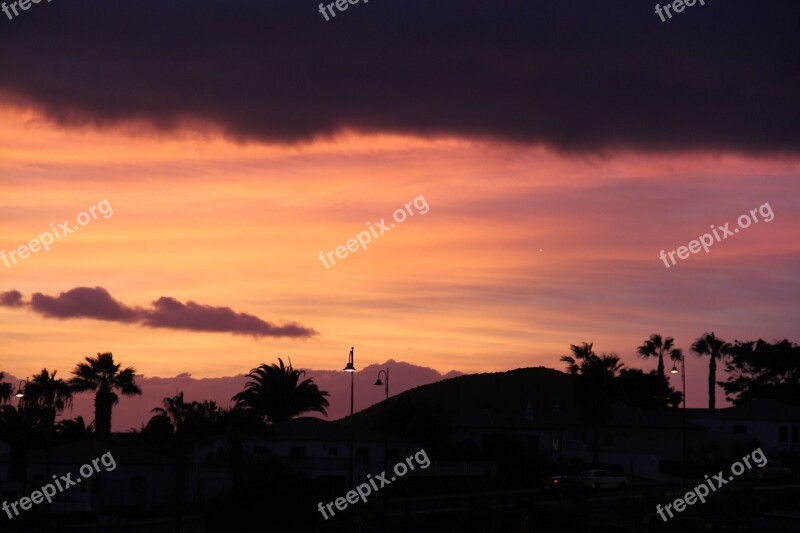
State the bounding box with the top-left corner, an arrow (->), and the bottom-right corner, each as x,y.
350,366 -> 578,426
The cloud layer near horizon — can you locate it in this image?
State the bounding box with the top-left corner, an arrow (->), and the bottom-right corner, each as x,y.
0,0 -> 797,153
0,287 -> 317,339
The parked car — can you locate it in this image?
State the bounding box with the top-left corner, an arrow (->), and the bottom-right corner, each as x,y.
578,469 -> 629,489
541,475 -> 591,499
746,460 -> 793,481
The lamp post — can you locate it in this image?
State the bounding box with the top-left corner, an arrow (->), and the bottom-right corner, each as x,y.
374,367 -> 390,518
344,347 -> 356,490
670,355 -> 686,488
14,379 -> 27,401
374,368 -> 390,468
14,378 -> 28,498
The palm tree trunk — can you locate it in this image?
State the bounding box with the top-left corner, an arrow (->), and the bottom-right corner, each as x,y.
657,355 -> 669,405
708,356 -> 716,409
95,387 -> 113,439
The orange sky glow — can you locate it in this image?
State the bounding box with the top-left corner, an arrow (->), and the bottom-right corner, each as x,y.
1,107 -> 799,409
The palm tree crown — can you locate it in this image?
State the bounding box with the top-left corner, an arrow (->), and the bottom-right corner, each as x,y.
233,358 -> 330,423
23,369 -> 73,425
56,416 -> 95,441
637,333 -> 683,381
691,332 -> 731,410
70,352 -> 142,439
0,372 -> 13,405
560,342 -> 596,375
151,391 -> 191,431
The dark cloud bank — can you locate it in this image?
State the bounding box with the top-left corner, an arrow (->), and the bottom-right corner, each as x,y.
0,287 -> 316,338
0,0 -> 798,153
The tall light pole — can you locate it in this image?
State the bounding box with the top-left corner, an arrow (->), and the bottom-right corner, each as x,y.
14,378 -> 28,497
344,347 -> 356,490
374,367 -> 390,518
374,368 -> 390,469
671,355 -> 686,488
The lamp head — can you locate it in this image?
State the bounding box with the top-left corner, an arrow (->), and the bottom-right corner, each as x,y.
343,346 -> 355,372
670,365 -> 679,374
374,378 -> 383,386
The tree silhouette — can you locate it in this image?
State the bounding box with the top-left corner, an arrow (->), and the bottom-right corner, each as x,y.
69,352 -> 142,439
56,415 -> 95,442
720,339 -> 800,406
667,389 -> 684,408
0,371 -> 13,404
232,358 -> 329,423
561,343 -> 623,463
561,342 -> 596,375
691,332 -> 730,410
614,368 -> 678,409
22,369 -> 73,482
0,371 -> 28,481
151,392 -> 225,439
150,392 -> 226,527
637,334 -> 682,383
23,369 -> 73,428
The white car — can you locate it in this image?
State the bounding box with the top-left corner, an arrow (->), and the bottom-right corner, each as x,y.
578,469 -> 629,489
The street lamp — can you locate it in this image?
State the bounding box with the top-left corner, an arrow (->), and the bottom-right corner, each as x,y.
374,367 -> 390,517
344,347 -> 355,491
375,366 -> 389,520
14,379 -> 27,399
670,356 -> 686,488
374,367 -> 389,402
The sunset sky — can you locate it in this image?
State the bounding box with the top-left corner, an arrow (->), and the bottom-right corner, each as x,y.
1,0 -> 798,421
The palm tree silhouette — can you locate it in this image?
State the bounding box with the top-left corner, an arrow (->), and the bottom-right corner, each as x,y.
691,332 -> 730,410
56,415 -> 95,441
151,391 -> 190,429
69,352 -> 142,439
561,343 -> 623,464
561,342 -> 596,374
637,334 -> 683,406
150,392 -> 224,529
150,392 -> 224,442
0,371 -> 13,404
150,392 -> 191,530
637,334 -> 683,382
233,358 -> 330,423
22,369 -> 74,484
23,369 -> 73,429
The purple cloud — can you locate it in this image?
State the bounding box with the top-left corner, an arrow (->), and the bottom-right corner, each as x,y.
0,290 -> 24,308
30,287 -> 140,322
141,296 -> 317,338
5,287 -> 316,339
